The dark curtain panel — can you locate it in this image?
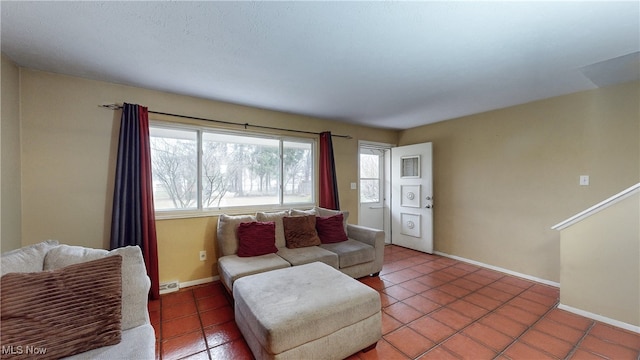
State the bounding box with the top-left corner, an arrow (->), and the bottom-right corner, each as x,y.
111,103 -> 160,300
319,131 -> 340,210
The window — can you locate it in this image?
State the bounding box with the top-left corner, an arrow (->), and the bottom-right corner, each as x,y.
150,124 -> 314,213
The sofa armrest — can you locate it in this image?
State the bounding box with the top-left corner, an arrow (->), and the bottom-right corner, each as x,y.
347,224 -> 385,275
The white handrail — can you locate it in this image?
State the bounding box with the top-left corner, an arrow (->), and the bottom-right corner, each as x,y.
551,182 -> 640,231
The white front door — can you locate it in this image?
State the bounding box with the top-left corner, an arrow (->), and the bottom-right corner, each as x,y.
391,142 -> 434,253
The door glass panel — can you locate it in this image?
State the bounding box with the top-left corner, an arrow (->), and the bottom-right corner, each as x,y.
360,153 -> 380,203
360,154 -> 379,178
360,179 -> 380,202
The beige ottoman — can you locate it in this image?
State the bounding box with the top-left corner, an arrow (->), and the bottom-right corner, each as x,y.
233,262 -> 382,360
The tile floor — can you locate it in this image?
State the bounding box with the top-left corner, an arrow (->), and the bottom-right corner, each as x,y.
149,245 -> 640,359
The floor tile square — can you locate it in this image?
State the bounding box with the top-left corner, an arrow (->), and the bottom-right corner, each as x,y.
450,277 -> 484,291
588,323 -> 640,351
358,339 -> 410,360
520,329 -> 574,359
162,301 -> 198,321
208,339 -> 253,360
533,318 -> 586,344
447,299 -> 489,320
489,280 -> 525,296
503,341 -> 556,360
403,295 -> 441,314
162,291 -> 195,307
463,322 -> 514,352
408,316 -> 457,343
544,308 -> 593,331
462,272 -> 496,286
383,284 -> 417,301
441,333 -> 497,359
417,345 -> 459,360
477,286 -> 513,302
199,305 -> 234,328
462,292 -> 502,311
495,304 -> 540,326
162,314 -> 202,339
420,288 -> 457,305
385,326 -> 435,358
161,331 -> 207,360
384,302 -> 424,323
204,321 -> 242,348
579,334 -> 639,359
381,311 -> 404,334
398,279 -> 432,294
508,296 -> 551,316
437,283 -> 472,298
430,308 -> 474,330
480,313 -> 528,338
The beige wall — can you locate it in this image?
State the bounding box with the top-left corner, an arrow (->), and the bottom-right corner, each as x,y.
1,55 -> 23,252
560,191 -> 639,327
18,68 -> 397,283
398,81 -> 640,282
13,65 -> 640,289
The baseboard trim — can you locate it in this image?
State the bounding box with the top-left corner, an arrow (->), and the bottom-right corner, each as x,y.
434,251 -> 560,288
180,276 -> 219,289
558,303 -> 640,334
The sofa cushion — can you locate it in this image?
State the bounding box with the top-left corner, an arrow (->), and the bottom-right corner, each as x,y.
0,240 -> 59,276
63,324 -> 156,360
276,246 -> 339,268
283,215 -> 321,248
237,222 -> 278,257
1,256 -> 123,359
44,245 -> 150,331
290,208 -> 316,216
218,254 -> 291,293
256,211 -> 289,249
320,239 -> 375,268
316,214 -> 348,244
217,214 -> 257,256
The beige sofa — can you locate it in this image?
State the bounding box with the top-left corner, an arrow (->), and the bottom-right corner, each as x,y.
1,240 -> 155,360
217,206 -> 385,294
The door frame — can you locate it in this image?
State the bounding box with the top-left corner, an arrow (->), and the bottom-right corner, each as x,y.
358,140 -> 394,243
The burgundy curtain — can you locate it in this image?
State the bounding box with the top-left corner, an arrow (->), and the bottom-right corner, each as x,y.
319,131 -> 340,210
111,103 -> 160,300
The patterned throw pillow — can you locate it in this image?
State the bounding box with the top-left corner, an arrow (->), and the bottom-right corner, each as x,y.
1,256 -> 123,360
283,215 -> 321,248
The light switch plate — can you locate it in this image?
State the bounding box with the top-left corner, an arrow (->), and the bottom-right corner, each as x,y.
350,182 -> 357,190
580,175 -> 589,186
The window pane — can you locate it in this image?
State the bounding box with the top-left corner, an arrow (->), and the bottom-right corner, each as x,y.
283,140 -> 313,204
360,154 -> 379,178
150,127 -> 198,210
202,132 -> 280,208
360,179 -> 379,203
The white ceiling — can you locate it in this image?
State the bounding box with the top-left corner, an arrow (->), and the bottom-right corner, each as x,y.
2,1 -> 639,130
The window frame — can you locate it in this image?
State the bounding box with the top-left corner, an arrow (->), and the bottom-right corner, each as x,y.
150,121 -> 316,219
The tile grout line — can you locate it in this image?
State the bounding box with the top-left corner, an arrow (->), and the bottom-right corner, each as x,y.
193,289 -> 214,360
562,321 -> 596,360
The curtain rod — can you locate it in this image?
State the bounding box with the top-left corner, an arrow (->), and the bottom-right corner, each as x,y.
99,104 -> 352,139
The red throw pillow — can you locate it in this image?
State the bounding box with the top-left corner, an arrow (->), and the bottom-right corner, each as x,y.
316,214 -> 348,244
237,221 -> 278,257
